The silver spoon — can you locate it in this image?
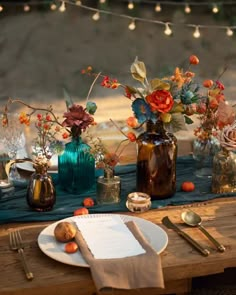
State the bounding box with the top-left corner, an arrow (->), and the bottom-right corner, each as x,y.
181,211 -> 225,252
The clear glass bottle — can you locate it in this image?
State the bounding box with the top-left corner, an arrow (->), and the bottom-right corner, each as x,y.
193,136 -> 220,178
212,149 -> 236,193
136,120 -> 177,200
96,167 -> 121,204
58,137 -> 95,194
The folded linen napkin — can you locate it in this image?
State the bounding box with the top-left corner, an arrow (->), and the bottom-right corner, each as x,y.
75,220 -> 165,292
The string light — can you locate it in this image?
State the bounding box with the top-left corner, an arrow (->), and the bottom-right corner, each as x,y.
128,1 -> 134,10
23,4 -> 30,12
59,1 -> 66,12
184,3 -> 191,14
0,0 -> 235,38
212,4 -> 219,13
92,11 -> 100,21
226,27 -> 234,36
99,0 -> 106,3
155,3 -> 162,12
164,23 -> 172,36
128,19 -> 136,30
193,26 -> 200,38
50,3 -> 57,11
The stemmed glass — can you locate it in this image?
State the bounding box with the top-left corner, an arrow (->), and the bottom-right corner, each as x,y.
0,113 -> 26,181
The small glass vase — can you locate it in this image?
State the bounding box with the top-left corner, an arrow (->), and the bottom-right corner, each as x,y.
193,136 -> 220,178
212,149 -> 236,193
136,120 -> 177,200
58,137 -> 95,194
26,164 -> 56,212
96,167 -> 121,204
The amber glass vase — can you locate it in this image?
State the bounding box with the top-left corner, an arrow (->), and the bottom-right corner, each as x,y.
136,120 -> 177,200
26,163 -> 56,211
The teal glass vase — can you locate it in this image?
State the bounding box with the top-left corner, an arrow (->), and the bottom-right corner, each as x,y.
58,137 -> 95,193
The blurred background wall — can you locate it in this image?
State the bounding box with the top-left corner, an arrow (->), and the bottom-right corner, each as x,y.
0,0 -> 235,140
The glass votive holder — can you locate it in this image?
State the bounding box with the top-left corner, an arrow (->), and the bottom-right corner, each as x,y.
126,192 -> 151,213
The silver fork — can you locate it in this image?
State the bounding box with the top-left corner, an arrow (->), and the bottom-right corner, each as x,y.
9,230 -> 34,280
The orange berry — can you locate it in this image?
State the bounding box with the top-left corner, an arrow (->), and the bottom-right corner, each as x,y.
64,242 -> 78,254
189,55 -> 199,65
203,79 -> 214,88
83,197 -> 95,207
181,181 -> 195,192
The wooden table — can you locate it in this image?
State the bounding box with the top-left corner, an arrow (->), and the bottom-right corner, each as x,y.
0,197 -> 236,295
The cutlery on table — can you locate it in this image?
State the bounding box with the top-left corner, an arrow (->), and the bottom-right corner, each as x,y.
181,211 -> 225,252
162,216 -> 210,257
9,230 -> 34,280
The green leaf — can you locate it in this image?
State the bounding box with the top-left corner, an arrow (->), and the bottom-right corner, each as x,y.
164,113 -> 187,133
130,57 -> 146,83
184,115 -> 194,124
170,102 -> 184,113
63,87 -> 74,110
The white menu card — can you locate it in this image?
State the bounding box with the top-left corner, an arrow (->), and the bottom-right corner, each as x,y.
75,215 -> 146,259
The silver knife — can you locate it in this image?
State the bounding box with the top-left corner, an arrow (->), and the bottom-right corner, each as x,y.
162,216 -> 210,257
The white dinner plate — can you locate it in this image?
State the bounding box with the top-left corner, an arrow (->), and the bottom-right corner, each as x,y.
37,214 -> 168,267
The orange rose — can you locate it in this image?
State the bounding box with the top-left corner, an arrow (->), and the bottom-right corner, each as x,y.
146,90 -> 174,113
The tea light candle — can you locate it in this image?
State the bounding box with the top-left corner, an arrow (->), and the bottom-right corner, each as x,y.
126,192 -> 151,213
0,180 -> 12,188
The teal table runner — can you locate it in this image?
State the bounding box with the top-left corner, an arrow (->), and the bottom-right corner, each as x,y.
0,156 -> 235,224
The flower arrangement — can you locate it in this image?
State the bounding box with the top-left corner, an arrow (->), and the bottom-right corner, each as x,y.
84,55 -> 202,133
194,78 -> 235,141
2,93 -> 97,169
87,119 -> 137,174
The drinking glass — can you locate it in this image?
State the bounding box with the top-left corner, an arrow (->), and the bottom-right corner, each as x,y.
0,113 -> 26,181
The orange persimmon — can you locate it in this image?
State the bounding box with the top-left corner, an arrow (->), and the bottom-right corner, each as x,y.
64,242 -> 78,254
181,181 -> 195,192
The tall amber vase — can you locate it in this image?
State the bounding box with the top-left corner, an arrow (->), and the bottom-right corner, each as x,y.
136,120 -> 177,200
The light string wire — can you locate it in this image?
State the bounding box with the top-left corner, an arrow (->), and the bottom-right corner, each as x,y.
61,0 -> 236,32
0,0 -> 235,35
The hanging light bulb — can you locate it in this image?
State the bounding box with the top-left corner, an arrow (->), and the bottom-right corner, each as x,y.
193,26 -> 200,38
0,5 -> 3,12
212,4 -> 219,13
23,4 -> 30,12
128,19 -> 136,31
164,23 -> 172,36
155,3 -> 162,12
50,3 -> 57,11
128,1 -> 134,10
226,27 -> 234,37
75,0 -> 81,5
59,1 -> 66,12
92,11 -> 100,21
99,0 -> 106,3
184,4 -> 191,14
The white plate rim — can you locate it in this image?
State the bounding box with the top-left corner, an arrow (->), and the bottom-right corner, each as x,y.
37,214 -> 168,267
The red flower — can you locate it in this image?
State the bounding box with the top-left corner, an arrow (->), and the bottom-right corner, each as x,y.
146,90 -> 174,113
216,80 -> 225,90
62,132 -> 69,139
62,104 -> 94,134
46,114 -> 52,121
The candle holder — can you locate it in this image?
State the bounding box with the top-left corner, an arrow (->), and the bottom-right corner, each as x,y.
126,192 -> 151,213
